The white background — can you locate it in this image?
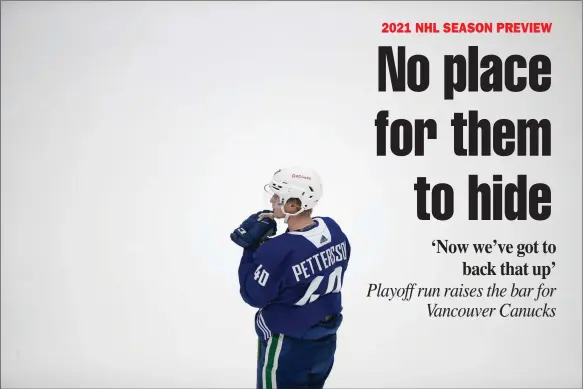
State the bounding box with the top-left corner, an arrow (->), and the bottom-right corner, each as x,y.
2,1 -> 581,388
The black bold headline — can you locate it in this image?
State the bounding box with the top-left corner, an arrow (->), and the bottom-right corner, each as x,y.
376,46 -> 552,221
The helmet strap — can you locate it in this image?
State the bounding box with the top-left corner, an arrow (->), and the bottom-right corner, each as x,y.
280,204 -> 305,224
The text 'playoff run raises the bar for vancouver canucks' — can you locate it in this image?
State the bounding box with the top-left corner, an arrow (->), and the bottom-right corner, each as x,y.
381,22 -> 552,34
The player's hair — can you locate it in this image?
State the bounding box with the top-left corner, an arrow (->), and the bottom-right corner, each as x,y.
287,198 -> 313,216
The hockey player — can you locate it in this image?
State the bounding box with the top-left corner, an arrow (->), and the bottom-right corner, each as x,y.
230,167 -> 351,389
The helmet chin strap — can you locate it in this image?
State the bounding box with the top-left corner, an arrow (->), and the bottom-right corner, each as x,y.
280,204 -> 305,224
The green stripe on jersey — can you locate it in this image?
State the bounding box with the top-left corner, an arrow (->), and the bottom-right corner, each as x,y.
264,334 -> 283,389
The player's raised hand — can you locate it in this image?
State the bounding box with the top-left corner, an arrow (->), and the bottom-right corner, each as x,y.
230,210 -> 277,249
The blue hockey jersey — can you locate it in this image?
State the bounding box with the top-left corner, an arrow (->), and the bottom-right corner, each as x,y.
238,216 -> 351,341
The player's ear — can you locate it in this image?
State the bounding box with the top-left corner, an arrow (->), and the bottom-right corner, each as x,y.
285,199 -> 301,212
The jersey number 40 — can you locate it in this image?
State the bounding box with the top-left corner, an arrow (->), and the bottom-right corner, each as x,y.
254,265 -> 269,287
294,266 -> 343,306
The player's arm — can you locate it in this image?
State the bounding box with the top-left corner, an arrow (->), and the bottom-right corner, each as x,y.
238,243 -> 286,309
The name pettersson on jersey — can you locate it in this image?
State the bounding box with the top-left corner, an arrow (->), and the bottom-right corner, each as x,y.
293,241 -> 349,282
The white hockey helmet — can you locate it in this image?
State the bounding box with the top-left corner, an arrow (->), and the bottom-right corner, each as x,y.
264,166 -> 323,220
